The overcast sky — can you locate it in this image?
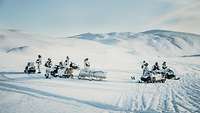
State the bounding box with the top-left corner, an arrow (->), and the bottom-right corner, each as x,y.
0,0 -> 200,36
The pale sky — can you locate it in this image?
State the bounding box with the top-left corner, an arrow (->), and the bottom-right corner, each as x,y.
0,0 -> 200,36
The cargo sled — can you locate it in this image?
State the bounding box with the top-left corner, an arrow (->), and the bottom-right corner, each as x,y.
78,69 -> 106,81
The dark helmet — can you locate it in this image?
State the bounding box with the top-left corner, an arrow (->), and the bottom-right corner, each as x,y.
66,56 -> 69,59
48,58 -> 51,61
155,62 -> 158,65
84,58 -> 89,61
27,62 -> 31,66
143,60 -> 146,63
38,55 -> 41,58
162,62 -> 166,65
144,63 -> 148,66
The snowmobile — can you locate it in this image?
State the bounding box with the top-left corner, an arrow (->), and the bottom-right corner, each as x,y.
139,72 -> 166,83
50,65 -> 60,77
78,69 -> 106,81
24,62 -> 36,74
161,68 -> 180,80
62,63 -> 80,78
132,70 -> 166,83
46,62 -> 80,79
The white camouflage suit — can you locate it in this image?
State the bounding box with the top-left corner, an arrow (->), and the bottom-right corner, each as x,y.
36,57 -> 42,73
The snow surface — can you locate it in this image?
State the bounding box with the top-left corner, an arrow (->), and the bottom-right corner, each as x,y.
0,29 -> 200,113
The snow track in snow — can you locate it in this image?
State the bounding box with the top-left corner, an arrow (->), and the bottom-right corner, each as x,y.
0,70 -> 200,113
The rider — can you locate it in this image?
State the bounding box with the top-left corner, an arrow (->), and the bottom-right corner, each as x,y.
152,62 -> 160,74
44,58 -> 52,78
36,55 -> 42,73
141,63 -> 151,82
58,61 -> 64,68
162,62 -> 167,70
84,58 -> 90,70
161,61 -> 168,77
45,58 -> 52,68
141,60 -> 146,75
58,61 -> 65,77
161,61 -> 175,79
64,56 -> 70,68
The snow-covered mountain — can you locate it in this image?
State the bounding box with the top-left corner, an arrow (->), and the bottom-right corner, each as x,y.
67,32 -> 134,45
1,29 -> 200,56
68,30 -> 200,56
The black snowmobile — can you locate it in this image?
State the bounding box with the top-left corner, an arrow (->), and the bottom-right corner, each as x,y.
50,65 -> 60,77
24,62 -> 36,74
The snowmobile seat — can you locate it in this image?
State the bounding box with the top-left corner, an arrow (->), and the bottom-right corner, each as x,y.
141,76 -> 151,83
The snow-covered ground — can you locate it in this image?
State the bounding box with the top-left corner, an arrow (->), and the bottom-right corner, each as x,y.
0,29 -> 200,113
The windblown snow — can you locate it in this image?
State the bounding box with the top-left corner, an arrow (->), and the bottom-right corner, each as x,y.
0,29 -> 200,113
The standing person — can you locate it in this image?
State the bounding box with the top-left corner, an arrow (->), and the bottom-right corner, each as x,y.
141,60 -> 146,69
84,58 -> 90,70
64,56 -> 70,68
44,58 -> 52,78
36,55 -> 42,73
58,61 -> 65,77
141,60 -> 146,75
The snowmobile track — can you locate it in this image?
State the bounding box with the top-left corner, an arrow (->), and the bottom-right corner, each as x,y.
171,89 -> 179,113
1,71 -> 200,113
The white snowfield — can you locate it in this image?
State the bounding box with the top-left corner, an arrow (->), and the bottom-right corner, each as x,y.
0,29 -> 200,113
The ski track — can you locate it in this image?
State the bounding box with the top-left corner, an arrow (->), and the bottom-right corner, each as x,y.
0,70 -> 200,113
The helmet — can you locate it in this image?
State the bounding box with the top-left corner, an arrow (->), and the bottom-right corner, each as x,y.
155,62 -> 158,65
84,58 -> 89,61
48,58 -> 51,61
38,55 -> 41,58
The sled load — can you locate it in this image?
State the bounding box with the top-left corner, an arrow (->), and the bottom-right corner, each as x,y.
78,58 -> 106,81
78,69 -> 106,81
24,62 -> 36,74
